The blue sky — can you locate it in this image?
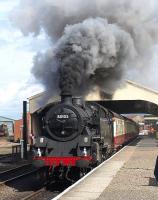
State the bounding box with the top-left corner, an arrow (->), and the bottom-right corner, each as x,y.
0,0 -> 49,119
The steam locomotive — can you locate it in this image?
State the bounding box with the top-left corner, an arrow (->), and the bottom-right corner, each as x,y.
32,94 -> 139,181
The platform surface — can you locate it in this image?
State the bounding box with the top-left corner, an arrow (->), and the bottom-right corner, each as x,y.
56,136 -> 158,200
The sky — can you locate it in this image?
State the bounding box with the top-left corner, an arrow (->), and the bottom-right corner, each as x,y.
1,0 -> 158,119
0,0 -> 49,119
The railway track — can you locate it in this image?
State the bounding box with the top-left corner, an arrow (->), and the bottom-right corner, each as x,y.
0,154 -> 12,160
0,167 -> 46,200
20,180 -> 72,200
0,164 -> 33,183
0,168 -> 38,188
0,161 -> 72,200
0,168 -> 69,200
0,154 -> 21,164
0,159 -> 71,200
20,187 -> 59,200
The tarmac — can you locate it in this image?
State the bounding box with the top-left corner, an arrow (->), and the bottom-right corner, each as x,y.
54,136 -> 158,200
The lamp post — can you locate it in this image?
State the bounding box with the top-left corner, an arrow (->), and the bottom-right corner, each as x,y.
23,101 -> 28,159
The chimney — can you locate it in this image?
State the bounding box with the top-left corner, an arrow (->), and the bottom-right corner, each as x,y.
60,92 -> 72,104
72,96 -> 85,108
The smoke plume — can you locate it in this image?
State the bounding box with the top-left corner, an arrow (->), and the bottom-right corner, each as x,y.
55,18 -> 135,95
11,0 -> 158,98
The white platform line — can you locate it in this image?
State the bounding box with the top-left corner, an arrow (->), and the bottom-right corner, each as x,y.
52,137 -> 138,200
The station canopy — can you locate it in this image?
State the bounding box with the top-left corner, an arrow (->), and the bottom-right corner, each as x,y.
28,80 -> 158,116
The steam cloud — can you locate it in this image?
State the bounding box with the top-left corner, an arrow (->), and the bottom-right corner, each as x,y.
11,0 -> 158,98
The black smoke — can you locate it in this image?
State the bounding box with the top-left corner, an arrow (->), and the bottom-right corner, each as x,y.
11,0 -> 158,98
55,18 -> 135,95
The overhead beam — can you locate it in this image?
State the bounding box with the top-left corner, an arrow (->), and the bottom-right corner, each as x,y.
93,100 -> 158,115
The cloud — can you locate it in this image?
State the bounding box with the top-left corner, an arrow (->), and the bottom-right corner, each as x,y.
0,0 -> 48,119
0,39 -> 7,47
0,80 -> 44,119
0,35 -> 46,118
0,0 -> 20,13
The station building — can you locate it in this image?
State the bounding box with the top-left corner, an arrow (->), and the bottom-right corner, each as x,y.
14,113 -> 31,143
144,115 -> 158,135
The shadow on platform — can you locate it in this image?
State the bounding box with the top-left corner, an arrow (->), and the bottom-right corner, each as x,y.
127,136 -> 141,146
143,177 -> 158,187
148,177 -> 158,186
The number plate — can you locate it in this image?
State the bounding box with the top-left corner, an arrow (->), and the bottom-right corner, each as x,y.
57,114 -> 69,119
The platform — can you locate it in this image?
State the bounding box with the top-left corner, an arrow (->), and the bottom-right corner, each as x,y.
54,136 -> 158,200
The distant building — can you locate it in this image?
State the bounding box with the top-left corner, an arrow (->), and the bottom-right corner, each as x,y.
0,116 -> 14,140
14,113 -> 31,143
144,115 -> 158,133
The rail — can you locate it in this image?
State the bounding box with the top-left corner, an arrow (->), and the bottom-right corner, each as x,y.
0,169 -> 38,187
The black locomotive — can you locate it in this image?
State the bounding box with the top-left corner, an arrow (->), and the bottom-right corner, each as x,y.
32,94 -> 138,181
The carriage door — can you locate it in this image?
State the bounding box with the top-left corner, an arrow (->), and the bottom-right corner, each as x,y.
100,110 -> 113,146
